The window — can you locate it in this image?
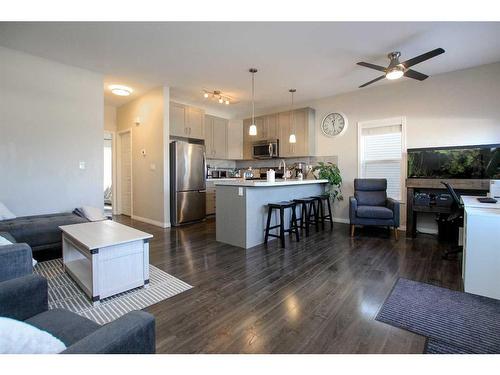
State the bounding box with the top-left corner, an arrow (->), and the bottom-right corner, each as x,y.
358,120 -> 404,200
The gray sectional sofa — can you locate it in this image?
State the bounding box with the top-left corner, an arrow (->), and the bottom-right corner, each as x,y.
0,236 -> 156,354
0,212 -> 88,258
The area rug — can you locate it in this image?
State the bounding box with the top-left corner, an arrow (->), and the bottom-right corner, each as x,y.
34,258 -> 193,325
376,278 -> 500,354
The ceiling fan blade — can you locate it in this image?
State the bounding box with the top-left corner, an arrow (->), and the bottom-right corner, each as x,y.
401,48 -> 445,68
357,62 -> 387,72
404,69 -> 429,81
359,75 -> 385,88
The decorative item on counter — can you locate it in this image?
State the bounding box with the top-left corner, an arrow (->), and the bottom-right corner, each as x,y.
266,169 -> 275,183
297,171 -> 303,180
312,162 -> 343,201
243,167 -> 254,180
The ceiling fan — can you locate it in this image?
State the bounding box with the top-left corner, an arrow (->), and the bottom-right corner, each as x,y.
357,48 -> 445,88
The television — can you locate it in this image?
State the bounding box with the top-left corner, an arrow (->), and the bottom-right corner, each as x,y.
407,144 -> 500,179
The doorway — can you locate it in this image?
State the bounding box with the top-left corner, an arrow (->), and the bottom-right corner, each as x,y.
103,132 -> 114,216
117,130 -> 132,216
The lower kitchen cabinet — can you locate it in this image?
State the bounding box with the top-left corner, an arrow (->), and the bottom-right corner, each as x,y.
206,181 -> 216,215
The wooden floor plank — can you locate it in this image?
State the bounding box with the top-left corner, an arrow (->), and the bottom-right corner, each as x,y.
113,216 -> 461,354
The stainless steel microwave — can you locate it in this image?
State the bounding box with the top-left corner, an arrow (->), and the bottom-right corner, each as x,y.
252,139 -> 279,159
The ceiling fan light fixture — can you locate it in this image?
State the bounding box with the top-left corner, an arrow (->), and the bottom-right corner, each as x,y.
386,66 -> 405,80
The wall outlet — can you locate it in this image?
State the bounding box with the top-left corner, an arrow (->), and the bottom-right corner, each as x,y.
150,163 -> 156,171
238,187 -> 244,196
79,161 -> 86,170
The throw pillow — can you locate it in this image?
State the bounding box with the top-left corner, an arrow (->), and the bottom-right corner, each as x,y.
0,202 -> 16,220
0,317 -> 66,354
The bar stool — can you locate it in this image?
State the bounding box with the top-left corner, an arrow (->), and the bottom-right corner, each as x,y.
293,197 -> 319,236
264,201 -> 300,248
310,194 -> 333,229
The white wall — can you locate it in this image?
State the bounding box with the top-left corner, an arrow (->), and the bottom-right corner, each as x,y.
116,87 -> 170,227
0,46 -> 104,216
309,62 -> 500,223
104,104 -> 117,132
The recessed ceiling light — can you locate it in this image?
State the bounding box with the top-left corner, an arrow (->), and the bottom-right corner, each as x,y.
109,85 -> 133,96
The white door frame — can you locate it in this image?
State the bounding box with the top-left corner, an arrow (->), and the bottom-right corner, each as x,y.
116,129 -> 133,216
104,130 -> 117,214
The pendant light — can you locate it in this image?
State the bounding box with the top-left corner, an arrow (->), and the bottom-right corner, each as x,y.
248,68 -> 258,136
289,89 -> 297,144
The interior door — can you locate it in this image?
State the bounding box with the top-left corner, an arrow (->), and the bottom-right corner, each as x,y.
119,131 -> 132,216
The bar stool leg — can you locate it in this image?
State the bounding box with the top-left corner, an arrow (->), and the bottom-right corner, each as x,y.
291,204 -> 300,242
279,207 -> 285,248
304,203 -> 310,237
264,207 -> 272,243
326,196 -> 333,229
319,199 -> 325,230
311,201 -> 319,232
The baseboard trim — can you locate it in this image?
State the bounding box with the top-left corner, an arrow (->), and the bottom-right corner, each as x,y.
131,215 -> 170,228
332,217 -> 350,224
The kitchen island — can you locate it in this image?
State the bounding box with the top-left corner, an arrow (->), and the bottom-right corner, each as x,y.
214,179 -> 329,249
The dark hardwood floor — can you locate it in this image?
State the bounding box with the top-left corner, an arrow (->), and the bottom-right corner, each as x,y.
113,215 -> 462,354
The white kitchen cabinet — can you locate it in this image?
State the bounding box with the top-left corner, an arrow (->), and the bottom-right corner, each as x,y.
205,115 -> 228,159
169,102 -> 205,140
227,119 -> 243,160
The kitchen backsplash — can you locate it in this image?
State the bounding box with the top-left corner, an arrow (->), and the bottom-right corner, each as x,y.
235,155 -> 338,169
206,159 -> 237,169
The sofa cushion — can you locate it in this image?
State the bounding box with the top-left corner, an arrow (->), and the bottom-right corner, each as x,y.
0,213 -> 88,250
0,316 -> 66,354
26,308 -> 100,347
356,205 -> 394,219
355,190 -> 387,206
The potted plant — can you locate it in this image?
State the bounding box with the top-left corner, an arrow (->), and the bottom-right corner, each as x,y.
312,162 -> 343,201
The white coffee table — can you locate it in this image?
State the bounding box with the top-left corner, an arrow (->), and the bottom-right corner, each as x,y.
59,220 -> 153,305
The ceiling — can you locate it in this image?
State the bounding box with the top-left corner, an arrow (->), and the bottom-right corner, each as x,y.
1,22 -> 499,118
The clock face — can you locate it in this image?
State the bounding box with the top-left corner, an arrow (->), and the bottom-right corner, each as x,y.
321,112 -> 347,137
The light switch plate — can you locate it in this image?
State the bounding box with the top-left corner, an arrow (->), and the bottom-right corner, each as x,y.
150,163 -> 156,171
79,161 -> 86,170
238,187 -> 244,196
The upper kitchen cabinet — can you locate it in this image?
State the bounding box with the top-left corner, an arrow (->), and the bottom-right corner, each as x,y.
227,119 -> 243,160
169,102 -> 205,140
279,107 -> 315,157
243,107 -> 315,158
205,115 -> 228,159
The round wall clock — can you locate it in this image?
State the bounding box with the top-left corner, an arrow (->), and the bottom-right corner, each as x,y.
321,112 -> 348,137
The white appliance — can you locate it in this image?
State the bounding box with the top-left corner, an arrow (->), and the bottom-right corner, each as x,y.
490,179 -> 500,199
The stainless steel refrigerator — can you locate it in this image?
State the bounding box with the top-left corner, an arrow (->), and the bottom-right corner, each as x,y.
170,141 -> 206,226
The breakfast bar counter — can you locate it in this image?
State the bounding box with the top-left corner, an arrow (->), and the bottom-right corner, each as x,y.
214,179 -> 328,249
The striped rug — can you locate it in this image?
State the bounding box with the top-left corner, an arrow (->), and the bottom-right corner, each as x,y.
34,258 -> 192,325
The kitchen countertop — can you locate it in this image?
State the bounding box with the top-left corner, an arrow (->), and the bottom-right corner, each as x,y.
213,179 -> 329,187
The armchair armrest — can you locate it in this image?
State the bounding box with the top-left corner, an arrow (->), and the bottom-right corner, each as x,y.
0,243 -> 33,282
0,274 -> 48,320
386,198 -> 400,227
62,311 -> 156,354
349,196 -> 358,222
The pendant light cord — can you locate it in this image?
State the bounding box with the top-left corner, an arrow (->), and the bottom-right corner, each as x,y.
252,71 -> 255,125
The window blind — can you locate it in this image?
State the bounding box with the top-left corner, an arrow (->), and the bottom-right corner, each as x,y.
360,128 -> 402,200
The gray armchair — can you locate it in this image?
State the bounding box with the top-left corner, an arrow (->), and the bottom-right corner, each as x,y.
349,179 -> 400,239
0,275 -> 156,354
